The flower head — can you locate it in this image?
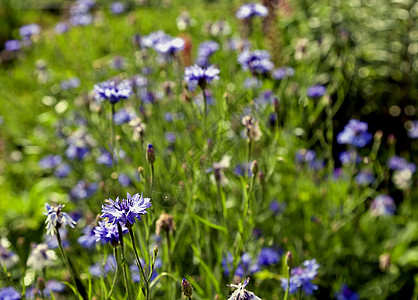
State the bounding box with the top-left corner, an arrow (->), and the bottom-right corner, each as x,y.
387,156 -> 416,173
228,278 -> 262,300
44,204 -> 76,236
182,278 -> 193,297
110,1 -> 125,14
0,287 -> 21,299
272,67 -> 294,80
238,50 -> 274,74
100,193 -> 151,227
197,40 -> 219,66
19,24 -> 41,39
156,212 -> 176,236
257,247 -> 280,266
94,80 -> 132,104
154,37 -> 185,56
27,243 -> 57,271
4,40 -> 21,52
184,65 -> 220,91
407,120 -> 418,138
336,284 -> 359,300
0,239 -> 18,269
307,85 -> 326,98
236,3 -> 268,19
89,255 -> 117,277
370,195 -> 396,216
94,220 -> 128,245
337,119 -> 372,148
77,225 -> 97,249
281,259 -> 320,295
39,155 -> 62,170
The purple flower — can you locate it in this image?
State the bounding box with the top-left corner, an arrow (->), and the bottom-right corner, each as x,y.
307,85 -> 326,98
407,120 -> 418,138
0,244 -> 18,269
110,2 -> 125,14
337,119 -> 373,148
0,287 -> 21,299
295,149 -> 316,164
270,200 -> 286,215
70,14 -> 93,26
165,132 -> 176,144
238,50 -> 274,74
39,155 -> 62,169
77,225 -> 97,249
197,40 -> 219,66
154,37 -> 185,56
55,22 -> 70,34
281,259 -> 320,295
94,80 -> 132,104
336,284 -> 359,300
94,221 -> 128,245
66,144 -> 90,160
222,252 -> 234,277
26,280 -> 65,298
4,40 -> 21,52
370,195 -> 396,216
70,181 -> 98,201
89,255 -> 117,277
355,170 -> 375,186
387,156 -> 416,173
142,31 -> 170,48
272,67 -> 294,80
97,149 -> 113,166
184,65 -> 220,91
54,163 -> 71,178
114,108 -> 135,125
118,173 -> 131,187
236,3 -> 268,19
60,77 -> 80,90
100,193 -> 151,227
44,204 -> 76,236
19,24 -> 40,39
257,247 -> 280,266
243,77 -> 262,89
339,151 -> 361,165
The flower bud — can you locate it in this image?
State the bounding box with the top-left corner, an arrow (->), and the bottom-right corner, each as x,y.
36,277 -> 45,292
146,144 -> 155,164
379,253 -> 391,272
181,278 -> 193,297
285,251 -> 294,268
153,245 -> 159,258
251,160 -> 259,176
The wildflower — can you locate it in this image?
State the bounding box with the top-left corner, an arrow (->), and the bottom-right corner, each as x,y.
242,114 -> 262,141
176,11 -> 194,31
77,225 -> 97,249
39,155 -> 62,170
407,120 -> 418,138
110,1 -> 125,14
165,132 -> 176,144
118,173 -> 131,187
339,151 -> 361,165
44,204 -> 76,236
129,117 -> 146,141
295,149 -> 316,164
65,129 -> 94,160
100,193 -> 151,227
146,144 -> 155,164
387,156 -> 416,173
19,24 -> 40,40
270,200 -> 286,215
94,80 -> 132,104
26,279 -> 65,299
0,240 -> 18,269
272,67 -> 294,80
55,22 -> 70,34
44,228 -> 70,249
336,284 -> 359,300
0,287 -> 21,299
228,277 -> 262,300
392,169 -> 412,190
130,257 -> 161,283
228,38 -> 251,52
285,251 -> 294,268
96,149 -> 113,166
337,119 -> 372,148
141,31 -> 171,49
257,247 -> 280,266
70,180 -> 98,201
281,259 -> 320,295
113,108 -> 136,125
94,220 -> 128,246
70,14 -> 93,26
236,3 -> 268,19
197,40 -> 219,67
307,84 -> 326,98
27,243 -> 57,271
243,77 -> 262,89
60,77 -> 80,90
355,170 -> 375,186
54,163 -> 71,178
89,255 -> 117,277
212,155 -> 231,185
4,40 -> 21,52
156,212 -> 175,236
182,278 -> 193,298
238,50 -> 274,74
184,64 -> 220,91
154,37 -> 185,57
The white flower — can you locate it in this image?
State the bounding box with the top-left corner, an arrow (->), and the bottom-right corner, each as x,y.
27,243 -> 57,271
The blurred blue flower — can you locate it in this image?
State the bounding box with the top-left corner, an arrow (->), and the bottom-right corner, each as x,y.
407,121 -> 418,138
154,37 -> 185,57
26,280 -> 65,299
142,31 -> 170,49
234,162 -> 252,177
113,108 -> 135,125
70,181 -> 98,201
60,77 -> 80,90
70,13 -> 93,26
257,247 -> 280,266
339,151 -> 361,165
336,284 -> 359,300
165,132 -> 176,144
270,200 -> 286,215
66,144 -> 89,160
4,40 -> 21,52
272,67 -> 294,80
281,259 -> 320,295
184,65 -> 220,91
295,149 -> 316,164
243,77 -> 262,89
39,155 -> 62,169
238,50 -> 274,74
77,225 -> 97,249
97,149 -> 113,166
130,257 -> 162,283
118,173 -> 131,187
110,2 -> 125,14
307,85 -> 326,98
370,195 -> 396,216
387,156 -> 416,173
94,220 -> 127,245
197,40 -> 219,66
0,244 -> 18,269
54,163 -> 71,178
101,193 -> 151,227
19,24 -> 40,39
355,169 -> 375,186
236,3 -> 268,19
0,287 -> 21,299
94,80 -> 132,104
55,22 -> 70,34
44,204 -> 76,236
337,119 -> 372,148
89,255 -> 117,277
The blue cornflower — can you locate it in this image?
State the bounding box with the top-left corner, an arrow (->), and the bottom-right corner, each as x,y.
77,225 -> 97,249
70,181 -> 98,201
154,37 -> 185,57
407,120 -> 418,138
0,243 -> 18,269
355,170 -> 375,186
307,84 -> 326,98
272,67 -> 294,80
70,13 -> 92,26
387,156 -> 416,173
222,252 -> 234,277
141,31 -> 170,49
39,155 -> 62,169
339,151 -> 361,165
0,287 -> 21,299
295,149 -> 316,164
66,144 -> 89,160
26,280 -> 66,299
94,220 -> 128,245
238,50 -> 274,74
118,173 -> 131,187
197,40 -> 219,66
89,255 -> 117,277
96,149 -> 113,167
19,24 -> 40,39
165,132 -> 176,144
257,247 -> 280,266
336,284 -> 359,300
45,228 -> 70,249
270,200 -> 286,215
60,77 -> 80,90
243,77 -> 262,89
113,108 -> 135,125
4,40 -> 21,52
281,259 -> 320,295
110,1 -> 125,14
236,3 -> 268,19
370,195 -> 396,216
94,80 -> 132,104
44,204 -> 76,236
100,193 -> 151,227
234,162 -> 252,177
337,119 -> 373,147
55,22 -> 70,34
54,163 -> 71,178
184,64 -> 220,91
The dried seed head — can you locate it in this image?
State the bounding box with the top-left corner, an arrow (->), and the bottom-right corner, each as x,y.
156,212 -> 176,236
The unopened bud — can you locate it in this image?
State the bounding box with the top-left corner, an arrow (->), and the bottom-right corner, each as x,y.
379,253 -> 391,272
146,144 -> 155,164
374,130 -> 383,141
153,245 -> 159,258
285,251 -> 294,268
251,160 -> 259,176
36,277 -> 45,292
258,171 -> 265,185
181,278 -> 193,297
387,134 -> 396,146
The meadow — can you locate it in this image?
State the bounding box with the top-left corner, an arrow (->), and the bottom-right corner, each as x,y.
0,0 -> 417,299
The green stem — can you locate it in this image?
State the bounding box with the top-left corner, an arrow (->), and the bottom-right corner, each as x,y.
150,163 -> 154,193
202,87 -> 207,132
128,228 -> 148,300
284,266 -> 291,300
111,103 -> 116,164
0,264 -> 21,295
117,223 -> 132,300
107,247 -> 119,300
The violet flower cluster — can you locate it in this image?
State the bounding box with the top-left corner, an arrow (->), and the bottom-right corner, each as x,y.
184,65 -> 220,91
238,50 -> 274,74
236,3 -> 268,19
337,119 -> 373,148
281,259 -> 320,295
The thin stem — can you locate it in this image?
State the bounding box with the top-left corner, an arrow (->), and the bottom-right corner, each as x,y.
128,228 -> 148,300
117,223 -> 131,300
111,103 -> 116,164
0,264 -> 21,295
202,87 -> 207,133
107,247 -> 119,300
284,266 -> 291,300
150,163 -> 154,192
